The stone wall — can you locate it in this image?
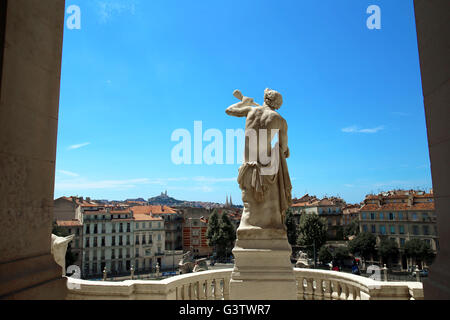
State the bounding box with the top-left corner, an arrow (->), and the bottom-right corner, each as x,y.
414,0 -> 450,299
0,0 -> 67,299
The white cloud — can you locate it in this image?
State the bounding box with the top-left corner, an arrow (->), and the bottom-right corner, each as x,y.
342,125 -> 384,134
68,142 -> 91,150
56,178 -> 151,190
96,0 -> 138,23
57,170 -> 80,177
192,176 -> 236,183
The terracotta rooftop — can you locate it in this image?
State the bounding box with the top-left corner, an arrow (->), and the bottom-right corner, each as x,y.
131,205 -> 177,215
56,220 -> 82,227
134,213 -> 163,221
361,202 -> 435,211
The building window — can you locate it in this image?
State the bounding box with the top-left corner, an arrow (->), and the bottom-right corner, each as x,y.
371,225 -> 376,233
158,234 -> 161,241
380,225 -> 386,235
400,238 -> 406,247
379,212 -> 384,220
135,248 -> 139,257
399,225 -> 405,234
362,225 -> 368,233
362,213 -> 367,220
390,226 -> 396,234
370,213 -> 375,220
135,235 -> 139,245
101,236 -> 105,247
423,226 -> 429,235
389,213 -> 394,220
398,212 -> 403,220
412,213 -> 418,221
413,225 -> 419,235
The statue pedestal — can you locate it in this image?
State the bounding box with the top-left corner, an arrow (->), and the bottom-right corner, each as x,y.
229,231 -> 297,300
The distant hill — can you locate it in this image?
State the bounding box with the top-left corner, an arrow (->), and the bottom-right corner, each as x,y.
147,193 -> 185,206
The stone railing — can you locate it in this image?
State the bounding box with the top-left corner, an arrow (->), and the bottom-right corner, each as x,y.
66,268 -> 423,300
66,269 -> 231,300
294,268 -> 423,300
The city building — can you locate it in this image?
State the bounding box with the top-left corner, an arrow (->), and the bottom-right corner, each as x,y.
177,207 -> 212,257
359,190 -> 438,270
81,206 -> 135,278
291,195 -> 346,239
131,206 -> 169,272
342,204 -> 361,226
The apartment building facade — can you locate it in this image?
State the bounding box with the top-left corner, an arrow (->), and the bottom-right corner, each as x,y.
359,190 -> 438,269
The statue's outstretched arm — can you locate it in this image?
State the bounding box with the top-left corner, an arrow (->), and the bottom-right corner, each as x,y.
225,101 -> 253,117
225,97 -> 258,117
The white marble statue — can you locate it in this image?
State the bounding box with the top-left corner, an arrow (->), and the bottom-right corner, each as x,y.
51,234 -> 74,276
226,88 -> 296,300
226,88 -> 292,237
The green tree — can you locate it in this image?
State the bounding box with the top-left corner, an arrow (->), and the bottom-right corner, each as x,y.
284,208 -> 298,246
318,246 -> 332,264
343,220 -> 360,239
348,232 -> 377,266
217,213 -> 236,260
296,214 -> 328,263
333,246 -> 350,265
206,209 -> 221,251
404,239 -> 435,267
378,238 -> 399,267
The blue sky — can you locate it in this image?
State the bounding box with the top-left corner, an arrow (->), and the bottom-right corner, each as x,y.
55,0 -> 432,204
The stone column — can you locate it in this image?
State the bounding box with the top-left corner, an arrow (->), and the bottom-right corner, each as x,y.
414,0 -> 450,300
0,0 -> 67,299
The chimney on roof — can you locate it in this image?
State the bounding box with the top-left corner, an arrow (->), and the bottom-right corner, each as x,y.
408,193 -> 414,206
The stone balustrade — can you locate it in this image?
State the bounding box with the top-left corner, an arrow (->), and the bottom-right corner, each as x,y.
66,269 -> 231,300
66,268 -> 423,300
294,268 -> 423,300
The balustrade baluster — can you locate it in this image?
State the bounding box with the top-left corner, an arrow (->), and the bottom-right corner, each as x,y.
199,280 -> 207,300
223,278 -> 230,300
323,280 -> 332,300
183,284 -> 189,300
206,279 -> 213,300
339,284 -> 348,300
347,286 -> 355,300
305,278 -> 314,300
315,279 -> 324,300
214,279 -> 222,300
296,277 -> 305,300
331,280 -> 339,300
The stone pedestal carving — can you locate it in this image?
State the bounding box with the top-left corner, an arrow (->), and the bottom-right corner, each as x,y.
226,89 -> 296,300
